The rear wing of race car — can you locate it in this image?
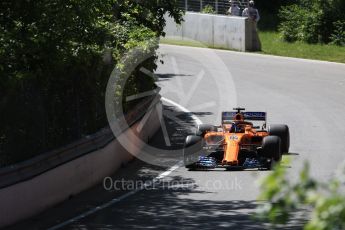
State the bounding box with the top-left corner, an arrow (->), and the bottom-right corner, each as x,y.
222,111 -> 267,124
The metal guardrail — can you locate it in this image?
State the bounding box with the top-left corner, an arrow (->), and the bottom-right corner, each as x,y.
177,0 -> 249,14
0,92 -> 161,189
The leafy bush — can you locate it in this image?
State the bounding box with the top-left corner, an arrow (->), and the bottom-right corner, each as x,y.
201,5 -> 216,14
279,3 -> 323,43
279,5 -> 309,42
330,21 -> 345,46
278,0 -> 345,45
257,161 -> 345,229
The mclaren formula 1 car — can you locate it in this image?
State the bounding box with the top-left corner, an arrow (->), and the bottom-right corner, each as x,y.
183,108 -> 290,170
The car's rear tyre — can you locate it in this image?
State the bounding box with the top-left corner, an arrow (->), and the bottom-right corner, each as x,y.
195,124 -> 217,136
183,135 -> 203,169
260,136 -> 282,162
269,124 -> 290,154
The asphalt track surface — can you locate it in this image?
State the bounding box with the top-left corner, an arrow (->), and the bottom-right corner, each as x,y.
8,45 -> 345,230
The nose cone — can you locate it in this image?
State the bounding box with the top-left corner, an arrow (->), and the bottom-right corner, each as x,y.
222,135 -> 242,165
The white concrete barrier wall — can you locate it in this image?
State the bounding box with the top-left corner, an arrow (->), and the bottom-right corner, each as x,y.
0,100 -> 162,228
164,12 -> 260,51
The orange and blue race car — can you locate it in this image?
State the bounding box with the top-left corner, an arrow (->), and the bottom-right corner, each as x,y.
183,108 -> 290,170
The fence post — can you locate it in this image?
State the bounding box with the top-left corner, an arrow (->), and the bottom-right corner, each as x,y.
215,0 -> 218,13
185,0 -> 188,11
200,0 -> 203,12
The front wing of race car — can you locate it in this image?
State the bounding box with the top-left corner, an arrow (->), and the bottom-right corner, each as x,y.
186,155 -> 272,170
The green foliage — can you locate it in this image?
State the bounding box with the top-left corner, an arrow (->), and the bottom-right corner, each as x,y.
279,3 -> 323,43
257,161 -> 345,229
0,0 -> 183,166
201,5 -> 216,14
278,0 -> 345,45
330,21 -> 345,46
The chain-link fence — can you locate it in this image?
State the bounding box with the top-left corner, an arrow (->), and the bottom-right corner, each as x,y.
176,0 -> 249,15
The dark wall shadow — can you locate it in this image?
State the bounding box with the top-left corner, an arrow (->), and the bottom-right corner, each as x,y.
285,152 -> 300,156
156,73 -> 192,82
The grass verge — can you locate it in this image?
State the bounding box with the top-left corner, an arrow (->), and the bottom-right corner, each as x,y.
160,38 -> 236,51
259,31 -> 345,64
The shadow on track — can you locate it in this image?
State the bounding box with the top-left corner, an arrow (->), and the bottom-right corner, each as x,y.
67,174 -> 306,230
